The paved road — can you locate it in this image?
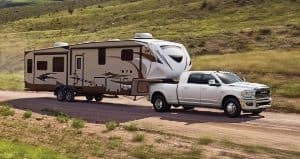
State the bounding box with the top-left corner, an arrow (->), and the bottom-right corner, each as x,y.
0,91 -> 299,151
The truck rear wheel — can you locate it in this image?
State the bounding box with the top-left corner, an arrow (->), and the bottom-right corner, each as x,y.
223,98 -> 241,118
152,94 -> 171,112
57,88 -> 66,102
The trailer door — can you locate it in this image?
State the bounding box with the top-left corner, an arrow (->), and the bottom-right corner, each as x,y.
74,55 -> 84,87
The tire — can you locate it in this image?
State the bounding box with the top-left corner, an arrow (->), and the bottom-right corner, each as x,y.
65,89 -> 75,102
57,88 -> 66,102
86,96 -> 93,101
94,94 -> 103,102
152,94 -> 171,112
251,109 -> 265,115
183,106 -> 195,111
223,98 -> 241,118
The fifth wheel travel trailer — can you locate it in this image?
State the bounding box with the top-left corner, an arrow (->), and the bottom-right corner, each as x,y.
24,33 -> 191,102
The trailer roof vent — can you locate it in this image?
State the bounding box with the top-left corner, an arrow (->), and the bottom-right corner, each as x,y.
134,33 -> 153,39
53,42 -> 69,48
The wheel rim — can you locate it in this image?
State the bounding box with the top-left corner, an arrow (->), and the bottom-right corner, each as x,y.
154,98 -> 163,110
66,91 -> 73,100
226,102 -> 237,114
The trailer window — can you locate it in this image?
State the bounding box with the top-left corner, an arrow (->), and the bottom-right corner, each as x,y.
98,48 -> 106,65
53,57 -> 64,72
27,59 -> 32,73
76,57 -> 82,69
121,49 -> 133,61
37,61 -> 47,70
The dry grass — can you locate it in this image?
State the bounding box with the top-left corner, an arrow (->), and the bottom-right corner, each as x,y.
192,49 -> 300,76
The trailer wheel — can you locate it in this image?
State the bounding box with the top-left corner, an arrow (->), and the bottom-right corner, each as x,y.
223,98 -> 241,118
86,96 -> 93,101
152,94 -> 171,112
94,95 -> 103,102
57,88 -> 66,102
65,89 -> 75,102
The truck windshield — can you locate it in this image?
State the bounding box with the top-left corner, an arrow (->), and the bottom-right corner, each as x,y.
216,73 -> 243,84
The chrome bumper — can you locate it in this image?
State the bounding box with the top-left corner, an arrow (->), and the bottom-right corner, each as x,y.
240,97 -> 272,111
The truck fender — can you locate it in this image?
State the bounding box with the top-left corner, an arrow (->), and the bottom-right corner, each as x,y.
221,95 -> 240,108
151,92 -> 166,103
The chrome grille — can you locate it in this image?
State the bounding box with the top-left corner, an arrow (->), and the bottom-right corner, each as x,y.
255,88 -> 270,99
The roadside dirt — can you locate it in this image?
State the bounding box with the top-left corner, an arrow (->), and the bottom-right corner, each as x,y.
0,91 -> 299,152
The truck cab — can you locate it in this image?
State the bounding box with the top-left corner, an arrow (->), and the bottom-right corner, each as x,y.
149,71 -> 272,117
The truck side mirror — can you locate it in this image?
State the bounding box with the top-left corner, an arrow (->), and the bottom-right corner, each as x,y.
208,79 -> 221,86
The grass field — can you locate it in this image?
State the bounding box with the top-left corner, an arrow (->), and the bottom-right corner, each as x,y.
0,72 -> 23,91
192,49 -> 300,76
0,140 -> 68,159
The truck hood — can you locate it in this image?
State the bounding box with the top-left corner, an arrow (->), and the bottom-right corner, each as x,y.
228,82 -> 269,90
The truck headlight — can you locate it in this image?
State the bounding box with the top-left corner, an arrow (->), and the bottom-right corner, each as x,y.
241,90 -> 255,99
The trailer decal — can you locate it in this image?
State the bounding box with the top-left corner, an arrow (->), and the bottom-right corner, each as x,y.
36,73 -> 57,81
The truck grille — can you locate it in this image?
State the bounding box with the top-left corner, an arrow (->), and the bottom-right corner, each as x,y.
255,88 -> 270,99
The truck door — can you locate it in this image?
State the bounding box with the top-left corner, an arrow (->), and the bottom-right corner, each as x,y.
74,55 -> 84,86
198,74 -> 221,107
178,73 -> 201,105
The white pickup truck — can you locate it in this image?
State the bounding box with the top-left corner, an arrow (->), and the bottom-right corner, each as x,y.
149,71 -> 272,117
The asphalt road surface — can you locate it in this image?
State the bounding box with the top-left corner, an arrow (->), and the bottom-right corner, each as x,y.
0,91 -> 299,151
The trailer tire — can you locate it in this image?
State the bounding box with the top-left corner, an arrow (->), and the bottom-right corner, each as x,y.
152,94 -> 171,112
65,89 -> 75,102
86,96 -> 93,101
94,95 -> 103,102
57,88 -> 66,102
223,98 -> 241,118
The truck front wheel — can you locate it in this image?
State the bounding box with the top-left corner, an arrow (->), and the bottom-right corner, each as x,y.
152,94 -> 171,112
223,98 -> 241,118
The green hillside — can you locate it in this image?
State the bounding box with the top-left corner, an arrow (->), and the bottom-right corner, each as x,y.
0,0 -> 299,72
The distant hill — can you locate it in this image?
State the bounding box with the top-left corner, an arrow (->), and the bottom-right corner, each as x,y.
0,0 -> 299,72
0,0 -> 53,8
0,0 -> 108,24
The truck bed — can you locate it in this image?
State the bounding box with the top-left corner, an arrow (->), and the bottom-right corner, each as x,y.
149,83 -> 179,105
